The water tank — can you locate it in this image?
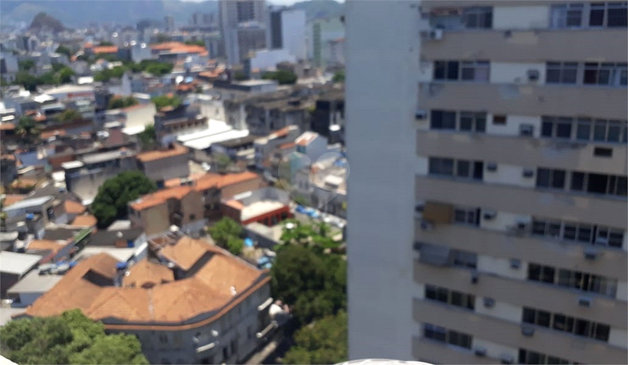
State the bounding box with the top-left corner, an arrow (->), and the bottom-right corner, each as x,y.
116,262 -> 128,271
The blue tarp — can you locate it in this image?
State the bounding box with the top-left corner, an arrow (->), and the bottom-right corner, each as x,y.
244,238 -> 254,247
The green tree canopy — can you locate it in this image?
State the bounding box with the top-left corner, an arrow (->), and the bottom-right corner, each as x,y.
184,40 -> 205,47
55,109 -> 82,124
15,116 -> 41,144
91,171 -> 157,228
261,70 -> 298,85
0,309 -> 148,365
154,34 -> 172,44
137,124 -> 157,151
55,45 -> 72,58
98,41 -> 114,46
151,94 -> 181,110
57,66 -> 75,83
332,70 -> 345,83
208,217 -> 244,255
270,244 -> 346,325
282,311 -> 347,364
93,66 -> 126,82
108,96 -> 138,110
18,59 -> 36,72
14,71 -> 39,91
144,62 -> 173,76
233,70 -> 248,81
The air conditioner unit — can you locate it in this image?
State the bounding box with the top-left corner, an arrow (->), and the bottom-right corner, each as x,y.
527,69 -> 540,81
519,124 -> 534,136
509,258 -> 521,269
471,271 -> 479,284
521,324 -> 535,337
483,297 -> 495,308
487,163 -> 498,171
500,354 -> 515,364
522,169 -> 535,178
474,347 -> 487,357
483,210 -> 497,220
595,237 -> 609,246
584,247 -> 598,260
415,109 -> 428,120
578,296 -> 593,307
430,29 -> 443,40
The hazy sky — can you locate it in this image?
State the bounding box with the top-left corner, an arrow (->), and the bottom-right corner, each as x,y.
182,0 -> 344,4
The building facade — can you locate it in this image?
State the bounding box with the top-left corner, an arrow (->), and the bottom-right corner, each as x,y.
346,0 -> 627,364
219,0 -> 268,65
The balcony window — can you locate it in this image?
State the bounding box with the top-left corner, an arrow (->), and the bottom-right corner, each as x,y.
463,7 -> 493,29
523,307 -> 611,342
423,323 -> 472,349
591,2 -> 628,27
459,111 -> 486,132
460,61 -> 490,82
453,206 -> 480,226
425,284 -> 475,310
528,263 -> 556,284
546,62 -> 578,84
531,217 -> 625,249
536,168 -> 566,189
519,349 -> 572,365
550,3 -> 585,28
542,116 -> 574,139
584,62 -> 628,86
434,61 -> 459,80
430,110 -> 456,130
428,157 -> 454,176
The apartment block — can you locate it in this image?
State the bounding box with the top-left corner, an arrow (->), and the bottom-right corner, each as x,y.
346,1 -> 627,364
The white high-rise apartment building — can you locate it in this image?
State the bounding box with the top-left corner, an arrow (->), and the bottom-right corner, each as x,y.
269,8 -> 307,60
219,0 -> 268,65
346,1 -> 628,364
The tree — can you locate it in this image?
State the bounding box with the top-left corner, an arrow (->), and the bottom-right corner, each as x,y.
270,245 -> 346,326
154,34 -> 172,44
14,71 -> 39,91
55,109 -> 82,123
280,219 -> 339,250
261,70 -> 298,85
91,171 -> 157,228
208,217 -> 244,255
233,70 -> 248,81
15,116 -> 40,144
58,66 -> 75,83
18,60 -> 36,72
332,70 -> 345,83
151,95 -> 181,109
283,311 -> 347,364
98,41 -> 114,46
0,309 -> 148,365
55,45 -> 72,58
108,96 -> 138,110
137,124 -> 157,151
184,40 -> 205,47
144,62 -> 173,76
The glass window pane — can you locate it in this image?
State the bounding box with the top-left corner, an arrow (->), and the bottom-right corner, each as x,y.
607,121 -> 621,142
441,158 -> 454,175
443,111 -> 456,130
528,264 -> 541,281
594,324 -> 610,341
451,291 -> 463,307
537,168 -> 550,187
617,176 -> 627,196
447,61 -> 459,80
541,121 -> 554,137
546,68 -> 561,83
589,5 -> 605,26
434,61 -> 446,80
564,224 -> 577,240
522,308 -> 536,323
548,222 -> 561,238
571,172 -> 585,191
576,120 -> 591,140
532,220 -> 546,235
558,270 -> 572,287
552,170 -> 566,189
594,121 -> 607,141
459,113 -> 473,131
577,225 -> 593,243
461,66 -> 475,81
542,266 -> 555,283
574,319 -> 591,337
537,310 -> 551,327
457,160 -> 470,178
476,115 -> 486,132
584,66 -> 598,84
608,6 -> 628,27
431,110 -> 443,129
556,121 -> 572,138
562,67 -> 578,83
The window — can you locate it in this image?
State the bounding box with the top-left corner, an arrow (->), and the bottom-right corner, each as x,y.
583,62 -> 627,86
546,62 -> 578,84
429,157 -> 483,180
459,111 -> 487,132
425,285 -> 475,310
428,157 -> 454,176
570,171 -> 627,197
453,206 -> 480,226
430,110 -> 456,130
434,61 -> 459,80
519,349 -> 572,365
423,323 -> 472,349
222,346 -> 229,361
536,168 -> 566,189
541,116 -> 573,139
434,60 -> 489,82
531,217 -> 625,249
460,61 -> 490,82
590,2 -> 628,27
523,307 -> 610,342
527,263 -> 556,284
557,269 -> 618,297
594,147 -> 613,157
463,7 -> 492,29
452,249 -> 477,269
492,115 -> 506,125
550,3 -> 585,28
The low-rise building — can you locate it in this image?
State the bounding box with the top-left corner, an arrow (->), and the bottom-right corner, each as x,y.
136,144 -> 190,185
253,126 -> 301,170
0,251 -> 42,298
221,187 -> 292,226
21,234 -> 282,364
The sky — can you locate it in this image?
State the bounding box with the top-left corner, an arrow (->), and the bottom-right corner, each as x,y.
182,0 -> 344,5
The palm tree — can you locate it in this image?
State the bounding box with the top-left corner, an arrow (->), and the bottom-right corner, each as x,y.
15,116 -> 41,145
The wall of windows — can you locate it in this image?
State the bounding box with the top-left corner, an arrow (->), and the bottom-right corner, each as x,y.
423,323 -> 473,349
430,110 -> 487,132
531,217 -> 624,248
428,157 -> 484,180
546,62 -> 627,86
541,116 -> 627,143
434,60 -> 490,82
536,167 -> 627,198
522,306 -> 611,342
528,263 -> 618,297
550,2 -> 628,28
519,348 -> 575,364
425,284 -> 475,310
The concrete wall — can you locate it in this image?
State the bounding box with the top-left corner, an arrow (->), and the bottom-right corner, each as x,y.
281,9 -> 306,60
493,5 -> 550,30
346,0 -> 420,360
141,154 -> 190,183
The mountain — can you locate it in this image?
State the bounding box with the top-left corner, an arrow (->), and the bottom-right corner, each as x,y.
0,0 -> 218,27
29,12 -> 65,33
0,1 -> 343,28
292,0 -> 343,21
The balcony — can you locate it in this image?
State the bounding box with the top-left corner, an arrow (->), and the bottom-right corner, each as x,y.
413,259 -> 627,327
412,336 -> 498,364
412,298 -> 627,364
418,82 -> 627,120
421,28 -> 627,63
416,131 -> 627,176
414,221 -> 628,281
415,175 -> 627,228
